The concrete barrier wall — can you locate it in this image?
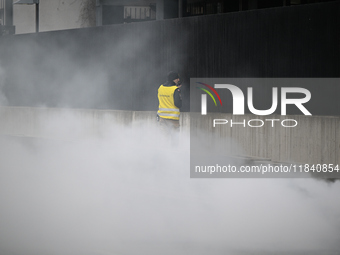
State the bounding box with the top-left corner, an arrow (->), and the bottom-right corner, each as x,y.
190,113 -> 340,165
1,107 -> 339,165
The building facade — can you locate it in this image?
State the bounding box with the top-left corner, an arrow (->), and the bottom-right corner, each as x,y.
0,0 -> 337,35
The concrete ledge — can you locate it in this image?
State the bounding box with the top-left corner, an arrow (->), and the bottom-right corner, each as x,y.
0,107 -> 339,164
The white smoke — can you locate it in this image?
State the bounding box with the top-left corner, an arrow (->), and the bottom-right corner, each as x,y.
0,112 -> 339,255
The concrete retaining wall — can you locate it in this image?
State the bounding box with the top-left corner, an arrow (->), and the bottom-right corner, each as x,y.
0,107 -> 186,139
1,107 -> 339,165
190,113 -> 340,165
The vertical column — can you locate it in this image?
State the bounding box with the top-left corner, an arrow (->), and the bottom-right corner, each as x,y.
96,0 -> 103,26
4,0 -> 13,26
35,2 -> 39,32
178,0 -> 183,17
156,0 -> 164,20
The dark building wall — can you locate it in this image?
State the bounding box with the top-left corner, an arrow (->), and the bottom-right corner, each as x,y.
164,0 -> 179,19
0,1 -> 338,113
103,5 -> 125,25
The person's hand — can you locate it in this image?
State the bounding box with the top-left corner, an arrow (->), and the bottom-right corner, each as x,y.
176,79 -> 182,88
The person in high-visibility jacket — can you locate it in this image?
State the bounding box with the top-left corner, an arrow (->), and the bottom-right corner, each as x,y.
157,71 -> 182,134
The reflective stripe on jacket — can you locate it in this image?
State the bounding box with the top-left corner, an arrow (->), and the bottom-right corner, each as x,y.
157,85 -> 180,120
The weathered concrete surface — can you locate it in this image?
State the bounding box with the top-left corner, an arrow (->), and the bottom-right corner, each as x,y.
1,107 -> 339,165
190,113 -> 340,165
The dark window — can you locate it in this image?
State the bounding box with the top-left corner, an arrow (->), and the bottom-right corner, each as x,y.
103,6 -> 124,25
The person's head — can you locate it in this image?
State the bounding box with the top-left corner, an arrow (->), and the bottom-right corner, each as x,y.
167,71 -> 180,86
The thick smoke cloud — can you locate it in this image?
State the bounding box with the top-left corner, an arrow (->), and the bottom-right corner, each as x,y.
0,114 -> 340,255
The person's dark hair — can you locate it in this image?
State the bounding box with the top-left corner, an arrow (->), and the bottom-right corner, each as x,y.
167,71 -> 179,81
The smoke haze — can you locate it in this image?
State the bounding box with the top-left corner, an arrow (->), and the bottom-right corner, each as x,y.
0,115 -> 340,255
0,21 -> 188,111
0,8 -> 339,254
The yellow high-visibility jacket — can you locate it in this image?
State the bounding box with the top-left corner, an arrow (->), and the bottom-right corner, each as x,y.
157,85 -> 180,120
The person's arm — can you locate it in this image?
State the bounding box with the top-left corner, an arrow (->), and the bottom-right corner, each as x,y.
174,88 -> 182,109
